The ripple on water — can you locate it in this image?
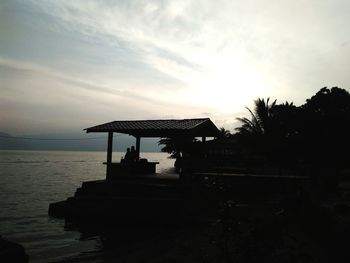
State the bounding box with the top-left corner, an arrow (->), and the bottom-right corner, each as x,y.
1,150 -> 174,262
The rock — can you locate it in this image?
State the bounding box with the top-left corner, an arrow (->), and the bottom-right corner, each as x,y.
49,200 -> 67,218
0,236 -> 28,263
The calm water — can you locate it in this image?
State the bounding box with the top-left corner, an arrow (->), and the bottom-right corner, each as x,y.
0,150 -> 174,262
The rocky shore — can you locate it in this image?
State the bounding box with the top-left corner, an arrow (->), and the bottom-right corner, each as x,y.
0,236 -> 28,263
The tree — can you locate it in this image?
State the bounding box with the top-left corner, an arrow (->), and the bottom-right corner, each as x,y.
297,87 -> 350,193
235,98 -> 300,169
235,98 -> 277,136
158,136 -> 197,158
234,98 -> 278,167
233,87 -> 350,189
300,87 -> 350,166
216,127 -> 231,139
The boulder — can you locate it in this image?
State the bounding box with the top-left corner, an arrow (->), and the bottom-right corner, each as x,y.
0,236 -> 28,263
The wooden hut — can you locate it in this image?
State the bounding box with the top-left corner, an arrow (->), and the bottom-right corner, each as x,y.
84,118 -> 220,179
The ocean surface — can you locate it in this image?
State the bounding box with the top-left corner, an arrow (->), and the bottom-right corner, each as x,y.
0,150 -> 174,262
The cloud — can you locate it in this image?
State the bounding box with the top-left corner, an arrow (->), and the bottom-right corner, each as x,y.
0,57 -> 225,134
0,57 -> 189,109
29,0 -> 349,99
1,0 -> 350,134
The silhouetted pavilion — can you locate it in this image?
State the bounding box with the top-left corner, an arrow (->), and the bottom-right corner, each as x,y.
85,118 -> 220,178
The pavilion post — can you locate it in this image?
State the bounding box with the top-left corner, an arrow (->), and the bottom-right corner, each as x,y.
202,136 -> 206,142
136,136 -> 140,160
107,132 -> 113,164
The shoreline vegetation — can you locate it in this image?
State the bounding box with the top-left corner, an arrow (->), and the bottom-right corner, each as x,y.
152,86 -> 350,262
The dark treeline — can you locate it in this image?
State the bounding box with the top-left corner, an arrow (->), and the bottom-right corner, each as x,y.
234,87 -> 350,181
235,87 -> 350,168
160,87 -> 350,191
205,87 -> 350,262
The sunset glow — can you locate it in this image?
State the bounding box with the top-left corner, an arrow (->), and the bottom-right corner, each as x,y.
1,0 -> 349,134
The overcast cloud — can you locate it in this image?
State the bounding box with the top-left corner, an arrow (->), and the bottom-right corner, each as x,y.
1,0 -> 349,135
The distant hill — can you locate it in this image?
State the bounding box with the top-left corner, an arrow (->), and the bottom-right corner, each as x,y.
0,132 -> 162,152
0,132 -> 31,150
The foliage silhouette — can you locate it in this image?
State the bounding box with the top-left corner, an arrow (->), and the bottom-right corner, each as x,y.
158,136 -> 198,158
216,127 -> 231,139
234,87 -> 350,194
235,98 -> 277,136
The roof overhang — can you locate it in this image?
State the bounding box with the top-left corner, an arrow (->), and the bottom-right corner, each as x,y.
84,118 -> 220,138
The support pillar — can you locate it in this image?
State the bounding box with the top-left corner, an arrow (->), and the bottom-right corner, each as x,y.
202,136 -> 206,142
136,136 -> 140,160
107,132 -> 113,164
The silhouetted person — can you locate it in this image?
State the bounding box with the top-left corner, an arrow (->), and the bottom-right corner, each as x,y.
174,153 -> 183,173
124,147 -> 131,163
130,146 -> 138,162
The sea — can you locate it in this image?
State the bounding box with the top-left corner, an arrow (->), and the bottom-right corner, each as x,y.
0,150 -> 175,262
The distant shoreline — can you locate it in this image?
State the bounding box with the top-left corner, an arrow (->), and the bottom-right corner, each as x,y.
0,149 -> 162,153
0,134 -> 162,152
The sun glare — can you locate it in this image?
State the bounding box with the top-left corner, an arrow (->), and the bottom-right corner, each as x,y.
189,56 -> 265,113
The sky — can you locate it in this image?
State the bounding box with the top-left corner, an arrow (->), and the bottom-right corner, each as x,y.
1,0 -> 349,136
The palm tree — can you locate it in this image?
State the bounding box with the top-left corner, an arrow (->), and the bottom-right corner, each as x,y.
236,98 -> 302,169
216,127 -> 231,139
235,98 -> 277,136
158,136 -> 197,158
